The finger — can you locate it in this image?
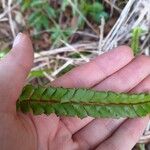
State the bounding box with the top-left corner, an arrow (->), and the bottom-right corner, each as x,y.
53,46 -> 133,134
0,33 -> 34,112
130,75 -> 150,93
96,74 -> 150,150
73,118 -> 125,150
60,117 -> 94,134
73,55 -> 150,149
96,117 -> 149,150
94,55 -> 150,92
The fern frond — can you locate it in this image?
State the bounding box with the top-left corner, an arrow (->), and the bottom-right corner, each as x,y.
17,85 -> 150,118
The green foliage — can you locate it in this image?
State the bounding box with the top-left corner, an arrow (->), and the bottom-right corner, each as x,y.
61,0 -> 70,11
49,26 -> 74,46
131,27 -> 143,55
18,0 -> 75,46
29,70 -> 45,78
0,49 -> 9,59
78,1 -> 109,27
138,144 -> 145,150
0,51 -> 7,59
18,0 -> 108,44
17,85 -> 150,118
29,69 -> 52,78
83,2 -> 108,23
19,0 -> 56,31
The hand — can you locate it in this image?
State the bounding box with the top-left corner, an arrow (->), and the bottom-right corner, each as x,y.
0,33 -> 149,150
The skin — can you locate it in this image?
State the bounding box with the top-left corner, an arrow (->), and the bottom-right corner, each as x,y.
0,33 -> 150,150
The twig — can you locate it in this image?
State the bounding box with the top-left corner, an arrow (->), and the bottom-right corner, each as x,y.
60,39 -> 90,62
75,31 -> 99,39
102,0 -> 135,51
51,60 -> 73,77
104,0 -> 122,14
0,18 -> 8,22
34,42 -> 98,58
43,72 -> 54,82
8,0 -> 16,38
2,0 -> 6,9
98,17 -> 105,53
0,3 -> 17,20
140,33 -> 150,54
32,63 -> 48,71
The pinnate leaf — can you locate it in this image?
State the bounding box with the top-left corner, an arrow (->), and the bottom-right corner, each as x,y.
17,85 -> 150,118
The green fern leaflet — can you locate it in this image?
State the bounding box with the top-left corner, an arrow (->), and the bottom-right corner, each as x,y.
17,85 -> 150,118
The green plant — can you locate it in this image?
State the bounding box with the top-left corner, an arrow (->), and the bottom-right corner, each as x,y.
18,0 -> 74,44
131,27 -> 143,55
70,1 -> 109,28
29,69 -> 52,78
0,48 -> 10,59
49,25 -> 74,47
81,1 -> 108,23
17,85 -> 150,118
138,144 -> 145,150
19,0 -> 56,31
18,0 -> 108,45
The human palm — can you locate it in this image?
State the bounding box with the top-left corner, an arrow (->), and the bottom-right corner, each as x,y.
0,33 -> 150,150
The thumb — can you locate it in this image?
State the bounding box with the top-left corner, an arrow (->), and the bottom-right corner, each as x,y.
0,33 -> 34,112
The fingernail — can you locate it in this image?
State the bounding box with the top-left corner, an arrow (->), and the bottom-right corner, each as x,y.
13,32 -> 23,48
